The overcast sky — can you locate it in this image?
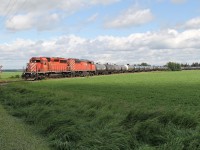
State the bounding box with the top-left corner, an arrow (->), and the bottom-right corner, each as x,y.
0,0 -> 200,69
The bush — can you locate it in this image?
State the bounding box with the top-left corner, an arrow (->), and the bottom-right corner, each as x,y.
9,75 -> 20,79
167,62 -> 181,71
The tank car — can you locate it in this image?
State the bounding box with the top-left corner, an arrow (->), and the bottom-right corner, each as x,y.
126,65 -> 134,72
149,66 -> 154,71
105,64 -> 116,74
153,66 -> 159,71
134,66 -> 140,72
95,64 -> 106,75
121,65 -> 128,73
113,65 -> 121,73
144,66 -> 151,72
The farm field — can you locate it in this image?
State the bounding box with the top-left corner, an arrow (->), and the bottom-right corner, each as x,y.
0,71 -> 200,149
0,72 -> 22,81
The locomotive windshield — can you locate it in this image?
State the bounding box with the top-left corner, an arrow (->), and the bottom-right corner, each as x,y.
60,60 -> 67,63
30,60 -> 40,63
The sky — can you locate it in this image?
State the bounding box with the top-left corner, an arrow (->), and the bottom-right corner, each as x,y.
0,0 -> 200,69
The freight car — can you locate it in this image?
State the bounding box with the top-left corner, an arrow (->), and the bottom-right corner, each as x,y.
181,66 -> 200,70
22,57 -> 168,80
95,64 -> 106,75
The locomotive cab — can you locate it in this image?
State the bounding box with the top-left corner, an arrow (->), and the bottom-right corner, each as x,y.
26,57 -> 41,72
22,57 -> 48,80
27,57 -> 49,72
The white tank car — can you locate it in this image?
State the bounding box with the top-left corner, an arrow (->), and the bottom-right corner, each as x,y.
126,65 -> 134,72
124,65 -> 129,71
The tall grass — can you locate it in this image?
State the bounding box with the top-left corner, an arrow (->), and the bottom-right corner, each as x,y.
0,105 -> 50,150
0,71 -> 200,149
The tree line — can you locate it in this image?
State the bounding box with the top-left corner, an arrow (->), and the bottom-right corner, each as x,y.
181,62 -> 200,67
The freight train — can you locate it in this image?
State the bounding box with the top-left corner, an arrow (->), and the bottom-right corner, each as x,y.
22,57 -> 168,80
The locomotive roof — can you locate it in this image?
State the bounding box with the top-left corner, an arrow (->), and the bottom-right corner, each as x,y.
30,57 -> 94,62
30,57 -> 65,59
68,58 -> 94,62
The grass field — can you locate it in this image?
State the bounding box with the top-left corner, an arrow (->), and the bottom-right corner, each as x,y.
0,105 -> 50,150
0,72 -> 22,81
0,71 -> 200,149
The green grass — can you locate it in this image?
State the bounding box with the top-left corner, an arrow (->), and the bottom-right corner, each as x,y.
0,71 -> 200,149
0,104 -> 50,150
0,72 -> 22,81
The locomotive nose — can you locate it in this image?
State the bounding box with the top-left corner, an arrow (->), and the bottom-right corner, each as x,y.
27,62 -> 37,72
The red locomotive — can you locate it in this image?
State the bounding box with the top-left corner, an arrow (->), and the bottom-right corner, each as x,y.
22,57 -> 96,80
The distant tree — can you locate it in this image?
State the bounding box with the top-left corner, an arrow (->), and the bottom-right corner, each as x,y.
181,63 -> 190,67
191,62 -> 200,67
167,62 -> 181,71
140,62 -> 150,66
191,63 -> 195,67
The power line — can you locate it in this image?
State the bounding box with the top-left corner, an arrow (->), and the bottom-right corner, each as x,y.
8,0 -> 28,20
0,0 -> 29,30
3,0 -> 17,19
0,0 -> 17,29
0,0 -> 12,24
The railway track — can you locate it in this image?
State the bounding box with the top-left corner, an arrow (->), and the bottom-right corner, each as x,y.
0,80 -> 24,86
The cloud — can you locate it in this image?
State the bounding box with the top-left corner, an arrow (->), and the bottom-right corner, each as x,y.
0,0 -> 119,31
5,13 -> 60,31
104,8 -> 153,28
90,0 -> 120,5
181,17 -> 200,29
0,0 -> 119,16
1,28 -> 200,68
171,0 -> 187,4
